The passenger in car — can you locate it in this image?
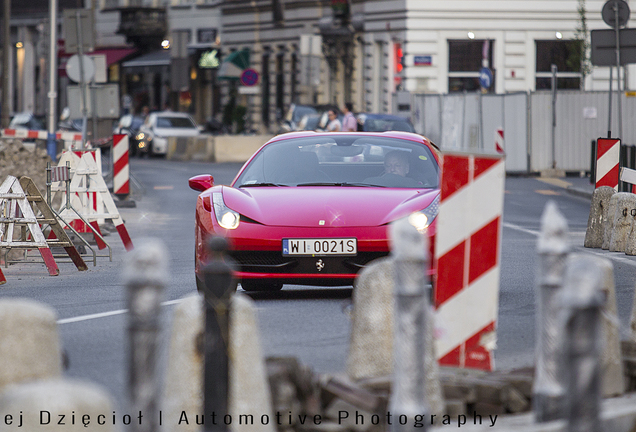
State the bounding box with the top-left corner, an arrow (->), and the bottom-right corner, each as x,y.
363,150 -> 421,187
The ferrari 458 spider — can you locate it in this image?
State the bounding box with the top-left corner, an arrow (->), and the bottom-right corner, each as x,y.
190,131 -> 440,291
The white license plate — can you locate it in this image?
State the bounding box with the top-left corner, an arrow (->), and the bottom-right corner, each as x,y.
282,238 -> 357,256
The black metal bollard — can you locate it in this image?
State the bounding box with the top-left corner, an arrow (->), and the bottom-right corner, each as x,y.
124,239 -> 168,432
202,236 -> 236,432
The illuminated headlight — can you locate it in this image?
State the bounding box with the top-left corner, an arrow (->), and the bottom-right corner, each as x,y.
213,192 -> 240,230
408,195 -> 440,233
135,132 -> 145,140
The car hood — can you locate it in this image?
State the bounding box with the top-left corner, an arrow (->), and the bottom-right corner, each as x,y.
221,186 -> 438,227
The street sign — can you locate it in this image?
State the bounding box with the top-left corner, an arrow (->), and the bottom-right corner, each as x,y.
479,67 -> 493,88
240,68 -> 259,86
65,54 -> 95,83
62,9 -> 95,54
591,28 -> 636,66
602,0 -> 630,28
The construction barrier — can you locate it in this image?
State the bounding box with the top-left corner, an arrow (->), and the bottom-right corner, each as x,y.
433,151 -> 506,371
112,134 -> 129,196
495,128 -> 504,154
596,138 -> 620,190
50,151 -> 133,252
0,128 -> 83,150
0,175 -> 87,283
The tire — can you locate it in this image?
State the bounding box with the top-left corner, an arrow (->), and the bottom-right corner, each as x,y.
240,280 -> 283,292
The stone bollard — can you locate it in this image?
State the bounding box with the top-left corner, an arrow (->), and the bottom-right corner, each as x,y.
0,299 -> 62,391
559,256 -> 606,432
590,256 -> 624,397
0,379 -> 118,431
584,186 -> 616,248
162,293 -> 274,432
609,193 -> 636,252
347,219 -> 444,420
625,210 -> 636,256
602,194 -> 620,250
124,239 -> 167,432
533,201 -> 569,423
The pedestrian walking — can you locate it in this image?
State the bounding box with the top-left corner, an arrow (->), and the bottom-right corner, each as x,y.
326,110 -> 342,132
342,102 -> 357,132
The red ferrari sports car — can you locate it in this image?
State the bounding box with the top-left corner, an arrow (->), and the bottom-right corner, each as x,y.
189,131 -> 440,291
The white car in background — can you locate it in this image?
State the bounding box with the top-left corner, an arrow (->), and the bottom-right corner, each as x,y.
137,111 -> 200,156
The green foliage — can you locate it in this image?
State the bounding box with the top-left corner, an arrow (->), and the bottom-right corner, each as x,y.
572,0 -> 592,85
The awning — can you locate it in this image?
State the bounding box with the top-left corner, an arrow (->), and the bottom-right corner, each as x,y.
122,49 -> 172,68
58,47 -> 138,77
218,49 -> 250,80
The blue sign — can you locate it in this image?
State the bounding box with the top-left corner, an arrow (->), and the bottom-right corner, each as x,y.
479,67 -> 493,89
241,68 -> 259,86
414,55 -> 432,66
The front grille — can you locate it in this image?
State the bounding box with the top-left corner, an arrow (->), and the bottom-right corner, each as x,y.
229,251 -> 296,268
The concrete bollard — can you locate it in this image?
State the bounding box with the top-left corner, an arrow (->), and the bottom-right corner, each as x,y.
162,293 -> 274,432
124,238 -> 168,432
347,257 -> 394,381
559,256 -> 605,432
584,186 -> 616,248
625,209 -> 636,256
602,194 -> 620,250
347,228 -> 444,419
0,379 -> 118,431
533,201 -> 569,423
590,256 -> 625,397
389,217 -> 431,432
0,299 -> 62,391
609,193 -> 636,252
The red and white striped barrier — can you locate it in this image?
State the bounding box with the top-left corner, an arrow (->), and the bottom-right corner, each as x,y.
596,138 -> 620,190
1,128 -> 83,149
495,128 -> 504,154
433,152 -> 505,371
50,150 -> 133,251
112,134 -> 130,196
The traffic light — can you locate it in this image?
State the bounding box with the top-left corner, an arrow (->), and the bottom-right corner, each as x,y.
331,0 -> 351,24
394,43 -> 404,74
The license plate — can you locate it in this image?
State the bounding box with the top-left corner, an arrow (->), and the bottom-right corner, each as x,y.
282,238 -> 357,256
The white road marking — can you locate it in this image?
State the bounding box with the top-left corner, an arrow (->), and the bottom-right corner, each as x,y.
503,222 -> 636,268
57,298 -> 185,325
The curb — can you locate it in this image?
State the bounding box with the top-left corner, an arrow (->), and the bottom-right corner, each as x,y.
566,186 -> 593,200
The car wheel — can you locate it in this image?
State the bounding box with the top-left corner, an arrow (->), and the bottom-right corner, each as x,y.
240,280 -> 283,292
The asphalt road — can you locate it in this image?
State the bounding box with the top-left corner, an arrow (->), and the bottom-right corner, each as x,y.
1,159 -> 635,412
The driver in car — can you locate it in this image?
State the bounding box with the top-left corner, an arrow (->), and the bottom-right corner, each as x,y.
364,150 -> 421,187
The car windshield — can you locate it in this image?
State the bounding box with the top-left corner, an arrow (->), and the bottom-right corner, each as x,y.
234,135 -> 439,189
291,106 -> 317,123
364,117 -> 414,133
156,116 -> 197,129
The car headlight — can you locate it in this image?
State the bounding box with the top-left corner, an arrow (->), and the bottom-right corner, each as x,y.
135,132 -> 145,140
408,195 -> 439,233
212,192 -> 240,230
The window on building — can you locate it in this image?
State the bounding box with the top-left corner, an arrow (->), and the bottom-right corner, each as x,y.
276,50 -> 285,121
535,40 -> 582,89
262,50 -> 271,127
290,50 -> 298,103
448,40 -> 494,93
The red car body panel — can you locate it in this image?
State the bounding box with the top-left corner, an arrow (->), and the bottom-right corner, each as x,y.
193,131 -> 440,287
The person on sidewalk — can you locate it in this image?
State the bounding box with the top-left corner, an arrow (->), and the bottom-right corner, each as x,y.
326,110 -> 342,132
342,102 -> 357,132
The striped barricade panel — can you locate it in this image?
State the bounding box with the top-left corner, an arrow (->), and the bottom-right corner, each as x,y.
433,152 -> 505,371
596,138 -> 620,190
113,134 -> 130,195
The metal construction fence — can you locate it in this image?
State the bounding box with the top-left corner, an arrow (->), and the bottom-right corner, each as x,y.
406,91 -> 636,173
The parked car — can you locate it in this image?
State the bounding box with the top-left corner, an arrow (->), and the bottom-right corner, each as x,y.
189,131 -> 440,292
9,112 -> 46,131
137,111 -> 200,156
278,103 -> 339,133
357,113 -> 415,133
113,114 -> 145,156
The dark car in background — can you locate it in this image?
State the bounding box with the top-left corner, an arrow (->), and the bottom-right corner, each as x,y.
9,112 -> 46,131
357,113 -> 415,133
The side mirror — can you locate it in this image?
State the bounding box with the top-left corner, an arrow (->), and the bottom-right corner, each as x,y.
189,174 -> 214,192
